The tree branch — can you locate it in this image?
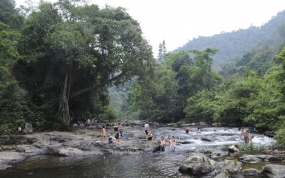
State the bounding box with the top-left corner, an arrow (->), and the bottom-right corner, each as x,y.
70,71 -> 127,98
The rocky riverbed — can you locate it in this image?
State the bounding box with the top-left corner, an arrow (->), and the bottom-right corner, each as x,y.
0,125 -> 159,170
1,123 -> 285,178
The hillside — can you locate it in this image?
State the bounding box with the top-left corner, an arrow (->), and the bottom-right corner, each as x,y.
173,10 -> 285,66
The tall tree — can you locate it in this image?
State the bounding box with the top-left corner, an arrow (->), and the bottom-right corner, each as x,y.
16,0 -> 154,127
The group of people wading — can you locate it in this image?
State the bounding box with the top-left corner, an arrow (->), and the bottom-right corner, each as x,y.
101,121 -> 253,154
184,126 -> 254,155
101,123 -> 124,144
144,120 -> 176,152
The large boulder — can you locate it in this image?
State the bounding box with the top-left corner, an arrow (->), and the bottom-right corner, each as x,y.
23,123 -> 33,134
178,153 -> 216,175
223,160 -> 242,174
261,164 -> 285,178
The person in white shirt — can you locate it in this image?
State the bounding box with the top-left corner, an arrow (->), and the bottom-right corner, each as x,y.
144,120 -> 150,139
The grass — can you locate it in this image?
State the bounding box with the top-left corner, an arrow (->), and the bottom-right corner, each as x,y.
237,142 -> 273,154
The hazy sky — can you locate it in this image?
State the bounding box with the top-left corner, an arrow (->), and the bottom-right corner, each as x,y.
15,0 -> 285,57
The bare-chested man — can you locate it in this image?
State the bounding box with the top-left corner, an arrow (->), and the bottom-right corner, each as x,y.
159,136 -> 166,151
240,128 -> 249,144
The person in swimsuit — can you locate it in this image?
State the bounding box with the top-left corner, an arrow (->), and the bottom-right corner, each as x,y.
185,126 -> 190,133
197,128 -> 202,134
147,131 -> 154,141
170,136 -> 176,151
240,128 -> 250,144
228,145 -> 239,153
101,126 -> 107,142
168,135 -> 172,147
159,136 -> 166,151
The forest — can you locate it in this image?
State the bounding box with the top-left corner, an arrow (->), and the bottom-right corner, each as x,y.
1,0 -> 285,145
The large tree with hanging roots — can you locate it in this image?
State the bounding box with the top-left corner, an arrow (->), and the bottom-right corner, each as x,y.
16,0 -> 154,127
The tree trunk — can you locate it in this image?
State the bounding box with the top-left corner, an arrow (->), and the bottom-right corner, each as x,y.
58,72 -> 71,126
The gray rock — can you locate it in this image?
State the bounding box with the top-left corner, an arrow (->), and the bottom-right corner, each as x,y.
178,153 -> 216,175
214,171 -> 229,178
211,150 -> 227,159
261,164 -> 285,178
223,160 -> 242,174
242,168 -> 262,176
15,145 -> 25,152
242,168 -> 262,177
23,122 -> 33,134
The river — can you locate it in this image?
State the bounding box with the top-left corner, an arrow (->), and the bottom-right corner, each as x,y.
0,126 -> 276,178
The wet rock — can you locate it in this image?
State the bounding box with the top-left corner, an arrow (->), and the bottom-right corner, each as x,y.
199,122 -> 208,126
9,135 -> 28,144
266,155 -> 283,161
178,153 -> 216,175
261,164 -> 285,178
211,150 -> 227,159
0,136 -> 13,145
15,145 -> 25,152
201,137 -> 213,142
212,122 -> 222,127
262,149 -> 285,156
239,154 -> 262,163
150,122 -> 160,127
167,123 -> 176,126
179,141 -> 193,144
242,168 -> 262,177
0,152 -> 26,170
223,160 -> 242,174
239,154 -> 283,163
23,122 -> 33,134
214,171 -> 230,178
264,131 -> 276,138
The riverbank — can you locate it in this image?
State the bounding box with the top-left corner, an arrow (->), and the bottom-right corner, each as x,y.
0,125 -> 158,170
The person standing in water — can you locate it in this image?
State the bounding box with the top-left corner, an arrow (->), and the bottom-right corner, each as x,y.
147,131 -> 154,141
170,136 -> 176,151
185,126 -> 190,133
101,126 -> 107,143
197,128 -> 202,134
113,123 -> 119,136
119,123 -> 123,137
240,128 -> 250,144
144,120 -> 150,139
159,136 -> 166,151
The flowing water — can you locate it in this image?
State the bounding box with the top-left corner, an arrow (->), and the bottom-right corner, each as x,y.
0,126 -> 276,178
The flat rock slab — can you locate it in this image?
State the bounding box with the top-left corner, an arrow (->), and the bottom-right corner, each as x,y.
0,151 -> 26,170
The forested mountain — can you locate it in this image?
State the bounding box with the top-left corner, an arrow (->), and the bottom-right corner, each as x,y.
174,10 -> 285,66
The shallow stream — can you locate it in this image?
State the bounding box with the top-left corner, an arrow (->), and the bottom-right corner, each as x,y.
0,126 -> 277,178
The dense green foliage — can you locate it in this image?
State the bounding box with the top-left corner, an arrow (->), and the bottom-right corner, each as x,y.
0,0 -> 154,134
2,0 -> 285,146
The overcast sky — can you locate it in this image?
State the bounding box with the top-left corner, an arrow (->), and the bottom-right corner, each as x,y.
15,0 -> 285,57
